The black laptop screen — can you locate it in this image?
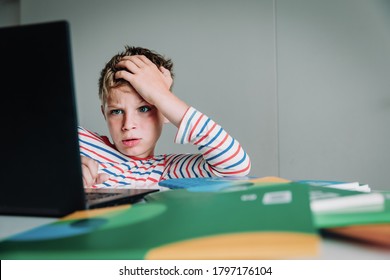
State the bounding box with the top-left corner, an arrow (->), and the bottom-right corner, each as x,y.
0,21 -> 85,217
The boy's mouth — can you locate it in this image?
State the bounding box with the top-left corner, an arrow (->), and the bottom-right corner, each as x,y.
122,138 -> 141,147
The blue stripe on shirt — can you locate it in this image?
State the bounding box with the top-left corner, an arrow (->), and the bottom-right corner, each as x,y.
225,152 -> 247,169
202,162 -> 212,177
206,138 -> 235,161
196,118 -> 211,138
152,169 -> 163,175
198,127 -> 223,151
178,155 -> 192,178
101,169 -> 124,177
79,138 -> 129,162
191,155 -> 202,178
180,110 -> 197,144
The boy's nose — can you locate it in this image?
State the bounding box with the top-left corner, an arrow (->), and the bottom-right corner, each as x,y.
122,114 -> 137,131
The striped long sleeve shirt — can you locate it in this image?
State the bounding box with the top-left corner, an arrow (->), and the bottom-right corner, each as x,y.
78,107 -> 251,188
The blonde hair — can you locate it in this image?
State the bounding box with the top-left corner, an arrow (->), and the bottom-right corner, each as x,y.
98,46 -> 174,105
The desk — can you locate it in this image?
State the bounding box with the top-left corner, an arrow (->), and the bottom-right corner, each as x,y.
1,215 -> 389,260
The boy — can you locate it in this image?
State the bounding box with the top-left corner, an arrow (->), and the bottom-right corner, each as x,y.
79,46 -> 251,188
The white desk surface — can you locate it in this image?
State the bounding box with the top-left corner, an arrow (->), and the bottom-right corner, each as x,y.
1,215 -> 389,260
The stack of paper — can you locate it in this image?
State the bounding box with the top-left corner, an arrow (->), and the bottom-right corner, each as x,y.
298,180 -> 371,192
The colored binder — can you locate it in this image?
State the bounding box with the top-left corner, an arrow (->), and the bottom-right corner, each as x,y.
0,182 -> 319,260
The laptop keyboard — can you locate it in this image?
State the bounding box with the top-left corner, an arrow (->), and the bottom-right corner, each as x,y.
85,192 -> 121,201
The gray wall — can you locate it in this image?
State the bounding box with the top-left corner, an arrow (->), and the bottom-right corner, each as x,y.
2,0 -> 389,190
277,0 -> 390,190
18,0 -> 279,179
0,0 -> 19,26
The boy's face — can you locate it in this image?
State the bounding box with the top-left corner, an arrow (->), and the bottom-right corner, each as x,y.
101,84 -> 166,158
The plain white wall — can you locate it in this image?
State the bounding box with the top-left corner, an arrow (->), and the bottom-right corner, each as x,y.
19,0 -> 279,178
2,0 -> 390,190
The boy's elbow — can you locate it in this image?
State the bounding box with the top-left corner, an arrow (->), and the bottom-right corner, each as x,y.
239,153 -> 251,176
225,152 -> 252,177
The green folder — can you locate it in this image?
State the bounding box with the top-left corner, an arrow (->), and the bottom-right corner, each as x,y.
310,186 -> 390,228
0,182 -> 319,260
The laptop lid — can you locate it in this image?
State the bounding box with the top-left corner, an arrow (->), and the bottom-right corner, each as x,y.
0,21 -> 157,217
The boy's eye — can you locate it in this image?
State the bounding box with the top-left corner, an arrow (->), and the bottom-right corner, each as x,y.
139,106 -> 151,113
110,109 -> 123,115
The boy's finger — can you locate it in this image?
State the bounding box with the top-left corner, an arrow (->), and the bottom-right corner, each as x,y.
81,164 -> 94,187
116,60 -> 139,73
159,66 -> 168,75
137,55 -> 153,65
96,173 -> 110,184
120,55 -> 148,67
115,70 -> 133,81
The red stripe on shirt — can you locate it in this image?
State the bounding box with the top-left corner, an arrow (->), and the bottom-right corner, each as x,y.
197,159 -> 205,177
113,165 -> 125,173
202,133 -> 229,156
213,145 -> 241,167
185,155 -> 197,177
188,113 -> 204,142
79,131 -> 104,143
218,160 -> 251,175
121,176 -> 158,183
172,157 -> 180,178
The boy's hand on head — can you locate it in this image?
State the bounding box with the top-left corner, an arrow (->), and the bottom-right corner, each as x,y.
115,55 -> 170,102
115,54 -> 189,128
160,66 -> 173,89
81,156 -> 109,188
115,55 -> 171,105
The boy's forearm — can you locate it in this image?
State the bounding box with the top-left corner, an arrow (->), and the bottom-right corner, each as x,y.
152,89 -> 190,128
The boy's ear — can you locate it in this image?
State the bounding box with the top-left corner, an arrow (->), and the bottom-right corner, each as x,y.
101,105 -> 106,120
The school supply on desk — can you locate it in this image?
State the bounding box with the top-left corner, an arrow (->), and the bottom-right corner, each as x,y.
143,181 -> 319,259
292,178 -> 389,247
310,188 -> 390,228
298,180 -> 370,192
158,176 -> 253,189
159,176 -> 290,191
323,223 -> 390,247
0,21 -> 159,217
0,182 -> 319,260
310,187 -> 390,247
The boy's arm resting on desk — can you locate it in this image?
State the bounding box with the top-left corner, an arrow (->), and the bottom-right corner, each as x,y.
162,106 -> 251,179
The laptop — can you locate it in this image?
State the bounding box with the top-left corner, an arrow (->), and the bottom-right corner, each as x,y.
0,21 -> 158,217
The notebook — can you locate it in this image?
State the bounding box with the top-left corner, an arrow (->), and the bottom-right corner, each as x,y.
0,21 -> 158,217
158,176 -> 255,191
158,176 -> 290,192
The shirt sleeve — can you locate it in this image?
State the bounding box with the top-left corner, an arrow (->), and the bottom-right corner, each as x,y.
165,107 -> 251,178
